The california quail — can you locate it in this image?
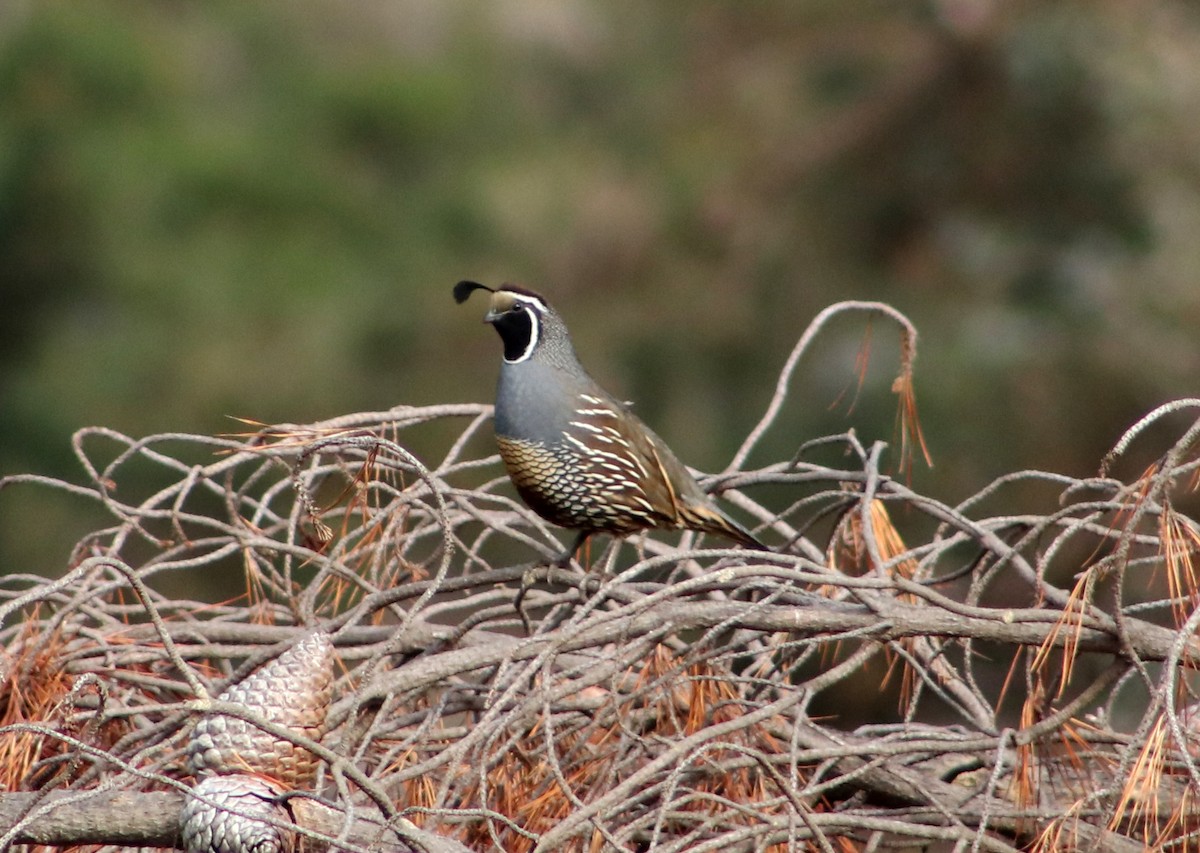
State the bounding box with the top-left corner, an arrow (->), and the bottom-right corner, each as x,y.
455,280 -> 767,562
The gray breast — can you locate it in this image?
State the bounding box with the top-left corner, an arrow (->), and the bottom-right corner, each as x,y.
494,359 -> 581,445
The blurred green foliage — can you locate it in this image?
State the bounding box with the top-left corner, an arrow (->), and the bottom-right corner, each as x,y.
3,0 -> 1200,575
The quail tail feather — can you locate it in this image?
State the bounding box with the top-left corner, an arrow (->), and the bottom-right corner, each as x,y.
681,503 -> 769,551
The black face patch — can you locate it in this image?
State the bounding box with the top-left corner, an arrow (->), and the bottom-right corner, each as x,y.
493,302 -> 538,363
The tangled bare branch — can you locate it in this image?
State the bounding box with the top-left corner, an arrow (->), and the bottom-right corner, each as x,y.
1,302 -> 1199,851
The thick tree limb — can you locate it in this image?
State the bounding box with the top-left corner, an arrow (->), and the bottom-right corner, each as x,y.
0,790 -> 473,853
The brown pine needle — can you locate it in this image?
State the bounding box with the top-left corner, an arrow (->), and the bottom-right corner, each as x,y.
828,321 -> 874,416
1032,571 -> 1091,698
829,496 -> 923,709
1160,503 -> 1200,628
1110,713 -> 1168,842
893,331 -> 933,476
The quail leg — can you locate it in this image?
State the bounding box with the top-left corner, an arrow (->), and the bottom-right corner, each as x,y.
554,530 -> 592,568
515,531 -> 593,634
514,563 -> 542,635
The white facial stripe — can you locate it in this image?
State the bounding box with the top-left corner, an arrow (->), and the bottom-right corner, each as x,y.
506,291 -> 549,313
503,302 -> 540,364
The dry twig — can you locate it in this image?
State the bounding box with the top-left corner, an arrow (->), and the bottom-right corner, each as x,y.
0,303 -> 1197,851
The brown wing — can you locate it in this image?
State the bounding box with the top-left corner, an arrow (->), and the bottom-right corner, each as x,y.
494,393 -> 679,534
500,390 -> 766,546
558,393 -> 681,531
582,394 -> 768,549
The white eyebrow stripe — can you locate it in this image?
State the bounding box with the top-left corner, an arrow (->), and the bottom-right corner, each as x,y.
504,291 -> 549,313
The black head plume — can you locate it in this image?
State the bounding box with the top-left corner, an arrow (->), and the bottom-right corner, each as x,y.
454,280 -> 494,304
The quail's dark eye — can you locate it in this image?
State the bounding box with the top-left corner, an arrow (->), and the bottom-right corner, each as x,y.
510,303 -> 525,314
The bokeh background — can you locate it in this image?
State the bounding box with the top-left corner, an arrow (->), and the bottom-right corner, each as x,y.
3,0 -> 1200,577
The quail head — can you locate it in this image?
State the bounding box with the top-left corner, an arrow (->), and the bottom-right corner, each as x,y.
455,280 -> 767,563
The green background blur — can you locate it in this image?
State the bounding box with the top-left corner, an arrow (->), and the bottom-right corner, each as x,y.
3,1 -> 1198,577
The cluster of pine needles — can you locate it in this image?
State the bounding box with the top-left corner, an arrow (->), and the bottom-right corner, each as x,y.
1,303 -> 1200,851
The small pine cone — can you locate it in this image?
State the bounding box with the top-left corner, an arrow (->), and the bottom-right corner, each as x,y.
181,775 -> 292,853
189,632 -> 335,788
